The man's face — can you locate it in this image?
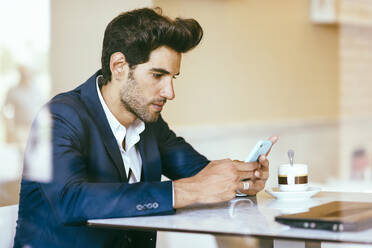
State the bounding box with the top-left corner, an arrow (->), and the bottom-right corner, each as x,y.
120,46 -> 181,122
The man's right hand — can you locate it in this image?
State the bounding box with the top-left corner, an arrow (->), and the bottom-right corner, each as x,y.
173,159 -> 258,208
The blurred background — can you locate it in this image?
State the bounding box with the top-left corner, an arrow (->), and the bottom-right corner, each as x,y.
1,0 -> 372,247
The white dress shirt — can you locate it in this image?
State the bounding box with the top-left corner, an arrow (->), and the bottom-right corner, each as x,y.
96,76 -> 145,183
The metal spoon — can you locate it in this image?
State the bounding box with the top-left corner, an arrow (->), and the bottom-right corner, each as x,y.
288,149 -> 294,167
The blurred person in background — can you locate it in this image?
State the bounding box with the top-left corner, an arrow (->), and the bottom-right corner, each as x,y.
2,64 -> 44,152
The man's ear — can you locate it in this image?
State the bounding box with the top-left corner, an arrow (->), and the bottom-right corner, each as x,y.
110,52 -> 128,81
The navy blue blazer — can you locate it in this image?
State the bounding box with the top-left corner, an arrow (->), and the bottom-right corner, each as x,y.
14,71 -> 209,248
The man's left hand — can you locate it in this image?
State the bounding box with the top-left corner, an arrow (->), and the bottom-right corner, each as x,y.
240,135 -> 278,195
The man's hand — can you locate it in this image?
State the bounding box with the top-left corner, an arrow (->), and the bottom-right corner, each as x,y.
173,159 -> 258,208
173,135 -> 278,209
238,135 -> 278,195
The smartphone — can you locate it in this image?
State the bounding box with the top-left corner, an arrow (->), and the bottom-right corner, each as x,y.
244,140 -> 272,163
236,140 -> 272,197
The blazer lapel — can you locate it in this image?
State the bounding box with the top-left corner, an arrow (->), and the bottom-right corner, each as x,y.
79,71 -> 127,181
138,128 -> 161,182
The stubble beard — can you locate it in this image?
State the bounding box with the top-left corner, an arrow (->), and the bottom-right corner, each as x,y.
120,70 -> 160,123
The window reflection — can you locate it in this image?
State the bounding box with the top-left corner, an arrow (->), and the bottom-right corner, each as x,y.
0,0 -> 50,206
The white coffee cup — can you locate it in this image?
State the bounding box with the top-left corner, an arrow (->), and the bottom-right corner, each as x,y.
278,164 -> 308,192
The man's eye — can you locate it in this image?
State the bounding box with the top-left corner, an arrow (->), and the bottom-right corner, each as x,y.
173,75 -> 179,79
153,73 -> 163,79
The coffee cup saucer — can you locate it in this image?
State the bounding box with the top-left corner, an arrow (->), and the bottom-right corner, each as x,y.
265,186 -> 321,201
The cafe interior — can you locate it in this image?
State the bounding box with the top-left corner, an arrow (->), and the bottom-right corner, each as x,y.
1,0 -> 372,247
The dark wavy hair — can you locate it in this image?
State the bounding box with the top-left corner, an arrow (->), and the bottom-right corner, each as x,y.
100,7 -> 203,85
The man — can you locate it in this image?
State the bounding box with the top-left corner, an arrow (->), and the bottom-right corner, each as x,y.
3,64 -> 44,151
14,7 -> 277,248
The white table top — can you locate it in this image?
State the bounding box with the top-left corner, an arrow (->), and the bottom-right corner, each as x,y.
88,190 -> 372,244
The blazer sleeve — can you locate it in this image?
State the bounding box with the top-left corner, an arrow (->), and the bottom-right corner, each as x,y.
36,102 -> 175,225
153,116 -> 210,180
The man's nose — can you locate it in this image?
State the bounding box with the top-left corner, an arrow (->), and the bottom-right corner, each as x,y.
160,78 -> 175,100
